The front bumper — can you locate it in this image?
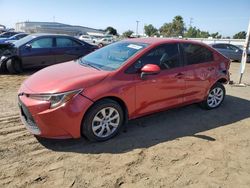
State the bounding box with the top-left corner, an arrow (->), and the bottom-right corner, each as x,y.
18,89 -> 93,139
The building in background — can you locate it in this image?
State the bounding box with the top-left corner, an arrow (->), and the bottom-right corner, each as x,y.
15,21 -> 105,36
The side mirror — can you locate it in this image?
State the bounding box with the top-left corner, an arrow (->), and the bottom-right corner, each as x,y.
140,64 -> 160,79
25,43 -> 32,49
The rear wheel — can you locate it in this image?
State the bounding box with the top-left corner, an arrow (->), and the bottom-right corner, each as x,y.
82,99 -> 124,141
6,58 -> 22,74
200,82 -> 225,110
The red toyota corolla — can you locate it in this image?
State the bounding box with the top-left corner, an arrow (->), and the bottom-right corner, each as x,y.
18,38 -> 230,141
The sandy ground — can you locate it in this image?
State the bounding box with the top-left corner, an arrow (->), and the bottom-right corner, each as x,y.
0,62 -> 250,188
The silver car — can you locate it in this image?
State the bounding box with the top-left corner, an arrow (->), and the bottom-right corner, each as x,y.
211,43 -> 250,62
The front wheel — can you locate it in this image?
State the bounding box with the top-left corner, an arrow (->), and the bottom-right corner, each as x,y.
82,99 -> 124,141
6,58 -> 22,74
200,82 -> 225,110
0,60 -> 7,73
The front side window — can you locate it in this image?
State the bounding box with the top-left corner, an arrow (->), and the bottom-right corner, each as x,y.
56,38 -> 81,48
30,38 -> 53,48
182,43 -> 213,65
80,42 -> 148,71
126,43 -> 181,73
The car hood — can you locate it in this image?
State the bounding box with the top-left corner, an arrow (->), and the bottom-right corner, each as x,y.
23,61 -> 110,94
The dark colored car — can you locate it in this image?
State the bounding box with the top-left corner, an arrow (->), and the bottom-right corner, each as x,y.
18,38 -> 230,141
0,33 -> 97,73
0,33 -> 28,44
0,31 -> 20,38
210,43 -> 250,62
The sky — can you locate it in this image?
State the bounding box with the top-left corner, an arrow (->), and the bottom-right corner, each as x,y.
0,0 -> 249,37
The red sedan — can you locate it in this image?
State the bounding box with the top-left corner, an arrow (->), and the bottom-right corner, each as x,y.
18,38 -> 230,141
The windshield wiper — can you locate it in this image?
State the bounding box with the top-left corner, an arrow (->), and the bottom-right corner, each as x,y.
79,59 -> 101,71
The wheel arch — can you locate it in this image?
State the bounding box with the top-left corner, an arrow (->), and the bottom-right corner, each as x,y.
80,96 -> 129,137
216,77 -> 228,84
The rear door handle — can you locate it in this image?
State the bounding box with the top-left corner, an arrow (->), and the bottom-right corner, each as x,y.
175,72 -> 184,78
207,67 -> 215,71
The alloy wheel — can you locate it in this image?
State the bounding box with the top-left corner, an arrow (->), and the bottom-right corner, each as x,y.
207,87 -> 224,108
92,107 -> 120,138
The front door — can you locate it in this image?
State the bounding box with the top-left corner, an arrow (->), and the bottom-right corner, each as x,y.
20,37 -> 55,69
134,43 -> 185,116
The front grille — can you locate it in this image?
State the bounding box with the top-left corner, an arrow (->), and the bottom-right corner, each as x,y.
18,97 -> 41,135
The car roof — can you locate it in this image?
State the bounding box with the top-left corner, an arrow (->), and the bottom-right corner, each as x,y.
28,33 -> 70,37
211,43 -> 236,45
123,37 -> 207,46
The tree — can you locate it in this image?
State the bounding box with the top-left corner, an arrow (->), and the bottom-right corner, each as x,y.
144,24 -> 158,37
171,15 -> 185,36
105,26 -> 118,36
184,26 -> 213,38
159,15 -> 185,37
122,30 -> 133,38
199,30 -> 210,38
159,23 -> 173,37
185,26 -> 199,38
210,32 -> 222,39
233,31 -> 246,39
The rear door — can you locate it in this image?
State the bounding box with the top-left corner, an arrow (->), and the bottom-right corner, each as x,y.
180,42 -> 216,103
20,37 -> 54,68
54,37 -> 86,64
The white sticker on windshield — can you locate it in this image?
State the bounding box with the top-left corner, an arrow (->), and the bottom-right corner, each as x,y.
127,44 -> 143,50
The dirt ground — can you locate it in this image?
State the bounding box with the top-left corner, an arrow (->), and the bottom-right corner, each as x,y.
0,62 -> 250,188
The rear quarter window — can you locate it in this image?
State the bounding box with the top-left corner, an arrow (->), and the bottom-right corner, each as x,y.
182,43 -> 213,65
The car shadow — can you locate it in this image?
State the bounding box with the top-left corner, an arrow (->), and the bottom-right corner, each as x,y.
37,95 -> 250,154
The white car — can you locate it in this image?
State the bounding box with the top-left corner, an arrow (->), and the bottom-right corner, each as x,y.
78,35 -> 95,44
96,38 -> 113,47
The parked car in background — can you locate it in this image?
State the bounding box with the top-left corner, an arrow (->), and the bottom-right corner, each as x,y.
96,37 -> 113,47
78,35 -> 96,44
0,33 -> 28,44
0,33 -> 97,73
0,31 -> 20,38
210,43 -> 250,62
18,38 -> 230,141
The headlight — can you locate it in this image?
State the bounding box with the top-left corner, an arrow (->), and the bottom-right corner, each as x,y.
28,89 -> 82,109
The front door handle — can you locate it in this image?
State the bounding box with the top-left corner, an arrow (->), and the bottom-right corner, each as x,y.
175,72 -> 184,78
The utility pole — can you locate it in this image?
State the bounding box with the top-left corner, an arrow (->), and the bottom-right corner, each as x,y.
136,20 -> 140,36
189,17 -> 193,28
239,19 -> 250,84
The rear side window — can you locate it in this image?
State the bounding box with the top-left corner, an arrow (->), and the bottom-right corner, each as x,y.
30,38 -> 53,48
56,38 -> 81,48
182,43 -> 213,65
213,44 -> 227,49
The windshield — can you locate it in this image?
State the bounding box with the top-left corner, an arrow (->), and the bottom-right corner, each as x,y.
13,35 -> 37,47
80,41 -> 148,71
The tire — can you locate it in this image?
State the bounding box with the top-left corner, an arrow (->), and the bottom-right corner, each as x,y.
98,43 -> 104,48
0,60 -> 7,73
200,82 -> 225,110
82,99 -> 124,141
6,58 -> 22,74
